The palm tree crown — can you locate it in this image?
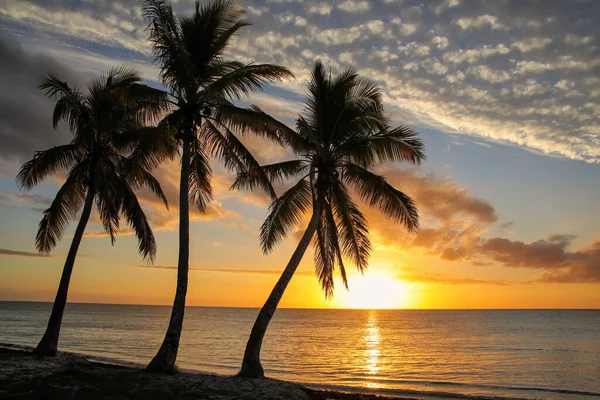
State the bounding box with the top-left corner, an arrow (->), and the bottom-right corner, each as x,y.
142,0 -> 293,205
17,66 -> 170,260
238,61 -> 425,296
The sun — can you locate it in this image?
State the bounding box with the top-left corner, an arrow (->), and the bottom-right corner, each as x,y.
338,270 -> 411,309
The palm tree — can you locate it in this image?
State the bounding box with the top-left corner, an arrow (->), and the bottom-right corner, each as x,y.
141,0 -> 292,373
235,61 -> 426,378
17,66 -> 171,357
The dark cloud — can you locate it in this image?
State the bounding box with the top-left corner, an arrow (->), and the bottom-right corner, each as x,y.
475,235 -> 600,283
476,234 -> 575,268
0,35 -> 88,164
0,248 -> 51,258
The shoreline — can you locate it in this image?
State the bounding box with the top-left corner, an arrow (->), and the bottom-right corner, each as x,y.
0,346 -> 418,400
0,344 -> 519,400
2,344 -> 594,400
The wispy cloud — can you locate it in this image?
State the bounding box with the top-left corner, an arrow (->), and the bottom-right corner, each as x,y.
131,264 -> 313,276
0,248 -> 52,258
3,1 -> 599,161
401,272 -> 514,286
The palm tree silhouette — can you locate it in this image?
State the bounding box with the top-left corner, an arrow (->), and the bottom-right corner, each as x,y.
17,66 -> 171,356
237,61 -> 425,378
141,0 -> 293,372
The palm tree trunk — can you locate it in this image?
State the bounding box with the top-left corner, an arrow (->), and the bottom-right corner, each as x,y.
33,187 -> 95,357
238,201 -> 323,378
146,136 -> 191,373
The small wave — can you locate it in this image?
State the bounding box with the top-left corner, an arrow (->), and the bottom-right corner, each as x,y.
306,380 -> 600,400
306,383 -> 531,400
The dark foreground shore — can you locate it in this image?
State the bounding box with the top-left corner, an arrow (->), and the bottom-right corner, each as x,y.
0,348 -> 412,400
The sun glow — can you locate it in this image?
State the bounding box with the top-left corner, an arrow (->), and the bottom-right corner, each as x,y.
339,270 -> 411,309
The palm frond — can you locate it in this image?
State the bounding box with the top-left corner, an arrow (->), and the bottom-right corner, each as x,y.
330,182 -> 371,273
213,104 -> 308,151
313,202 -> 336,298
203,118 -> 277,198
39,74 -> 86,131
179,0 -> 245,73
115,123 -> 177,171
259,179 -> 312,253
119,179 -> 157,262
367,126 -> 426,164
342,162 -> 419,232
35,162 -> 88,254
142,0 -> 194,92
200,63 -> 292,101
189,140 -> 213,211
17,144 -> 82,190
94,159 -> 122,244
120,155 -> 169,209
87,65 -> 140,97
231,159 -> 308,193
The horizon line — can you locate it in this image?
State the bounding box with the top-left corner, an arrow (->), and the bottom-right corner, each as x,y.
0,300 -> 598,311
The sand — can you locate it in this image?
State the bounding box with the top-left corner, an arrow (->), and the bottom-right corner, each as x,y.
0,348 -> 412,400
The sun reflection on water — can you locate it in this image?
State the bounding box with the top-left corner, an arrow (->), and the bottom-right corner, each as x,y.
363,311 -> 382,388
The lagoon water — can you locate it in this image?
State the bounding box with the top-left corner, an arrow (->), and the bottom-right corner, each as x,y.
1,302 -> 599,399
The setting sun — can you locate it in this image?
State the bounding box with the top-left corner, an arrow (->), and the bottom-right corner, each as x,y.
338,271 -> 412,309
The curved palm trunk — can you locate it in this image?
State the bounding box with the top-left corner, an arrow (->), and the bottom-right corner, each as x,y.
33,187 -> 95,357
146,137 -> 191,373
238,202 -> 323,378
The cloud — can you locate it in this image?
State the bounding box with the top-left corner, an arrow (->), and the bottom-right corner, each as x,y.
2,0 -> 600,164
382,168 -> 497,224
0,35 -> 87,165
401,272 -> 513,286
132,264 -> 314,276
0,248 -> 52,258
353,168 -> 497,264
337,0 -> 370,13
455,15 -> 504,30
0,192 -> 53,212
82,229 -> 134,238
360,168 -> 599,284
474,235 -> 600,283
307,4 -> 332,15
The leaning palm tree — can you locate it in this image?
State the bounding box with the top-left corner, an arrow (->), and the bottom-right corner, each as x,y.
17,66 -> 171,356
235,61 -> 425,377
141,0 -> 292,372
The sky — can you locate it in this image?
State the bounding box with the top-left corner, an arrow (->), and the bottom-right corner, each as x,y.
0,0 -> 599,309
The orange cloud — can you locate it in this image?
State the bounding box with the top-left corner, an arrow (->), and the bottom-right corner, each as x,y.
401,272 -> 514,286
131,264 -> 314,276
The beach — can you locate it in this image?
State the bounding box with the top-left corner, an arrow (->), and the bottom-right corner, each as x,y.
0,347 -> 412,400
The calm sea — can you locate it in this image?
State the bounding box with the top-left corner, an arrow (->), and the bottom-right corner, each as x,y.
0,302 -> 598,399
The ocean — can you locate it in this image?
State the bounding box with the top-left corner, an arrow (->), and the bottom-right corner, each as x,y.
0,302 -> 598,399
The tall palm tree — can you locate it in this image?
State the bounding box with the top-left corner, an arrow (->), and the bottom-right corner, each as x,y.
141,0 -> 292,372
17,66 -> 172,356
235,61 -> 426,378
